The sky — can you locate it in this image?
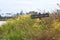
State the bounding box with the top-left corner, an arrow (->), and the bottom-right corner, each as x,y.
0,0 -> 60,13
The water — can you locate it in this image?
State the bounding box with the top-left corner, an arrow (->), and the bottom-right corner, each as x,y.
0,21 -> 6,26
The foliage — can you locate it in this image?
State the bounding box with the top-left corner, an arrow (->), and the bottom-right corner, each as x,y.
0,11 -> 60,40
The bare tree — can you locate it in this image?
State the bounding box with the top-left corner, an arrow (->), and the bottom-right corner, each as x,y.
57,3 -> 60,8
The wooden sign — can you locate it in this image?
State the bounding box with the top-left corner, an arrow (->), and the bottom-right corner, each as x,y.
31,13 -> 49,19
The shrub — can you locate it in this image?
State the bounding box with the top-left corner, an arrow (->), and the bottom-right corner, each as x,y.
0,12 -> 60,40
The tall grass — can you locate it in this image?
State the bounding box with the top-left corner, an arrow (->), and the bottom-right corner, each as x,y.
0,11 -> 60,40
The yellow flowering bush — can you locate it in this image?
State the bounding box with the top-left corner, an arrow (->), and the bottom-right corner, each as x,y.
52,19 -> 60,31
7,19 -> 15,23
0,13 -> 60,40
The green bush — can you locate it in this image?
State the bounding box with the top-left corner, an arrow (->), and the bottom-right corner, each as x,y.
0,13 -> 60,40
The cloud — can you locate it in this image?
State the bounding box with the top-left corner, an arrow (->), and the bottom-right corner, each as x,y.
16,1 -> 32,4
0,0 -> 59,13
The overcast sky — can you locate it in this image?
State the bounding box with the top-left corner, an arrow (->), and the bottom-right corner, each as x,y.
0,0 -> 60,13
